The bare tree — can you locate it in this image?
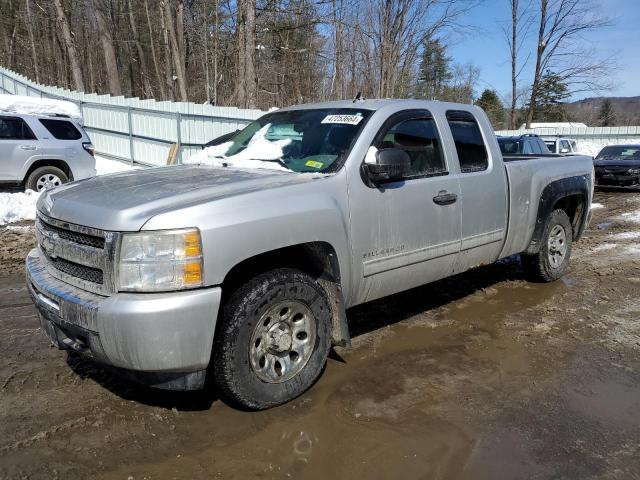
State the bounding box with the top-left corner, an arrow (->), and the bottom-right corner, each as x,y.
526,0 -> 611,127
24,0 -> 40,83
163,0 -> 188,101
504,0 -> 531,129
235,0 -> 257,108
93,0 -> 122,96
127,0 -> 152,97
52,0 -> 85,91
144,0 -> 166,99
362,0 -> 472,98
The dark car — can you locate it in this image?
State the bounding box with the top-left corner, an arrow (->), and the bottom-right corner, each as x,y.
497,134 -> 552,156
594,145 -> 640,187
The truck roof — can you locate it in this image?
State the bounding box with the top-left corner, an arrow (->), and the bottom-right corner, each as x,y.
277,98 -> 480,113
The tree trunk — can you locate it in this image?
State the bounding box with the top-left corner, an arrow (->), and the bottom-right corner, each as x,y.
163,0 -> 188,101
52,0 -> 85,91
128,0 -> 152,98
24,0 -> 40,83
93,0 -> 122,96
235,0 -> 247,107
144,0 -> 166,99
159,1 -> 174,100
527,0 -> 547,128
509,0 -> 518,129
213,0 -> 219,105
244,0 -> 257,108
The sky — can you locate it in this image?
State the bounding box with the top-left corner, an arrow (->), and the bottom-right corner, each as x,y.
448,0 -> 640,102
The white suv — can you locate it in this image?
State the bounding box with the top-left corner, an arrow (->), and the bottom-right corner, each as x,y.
0,113 -> 96,191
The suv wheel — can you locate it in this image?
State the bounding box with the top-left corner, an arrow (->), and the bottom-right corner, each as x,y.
213,268 -> 332,410
26,166 -> 69,192
522,209 -> 573,282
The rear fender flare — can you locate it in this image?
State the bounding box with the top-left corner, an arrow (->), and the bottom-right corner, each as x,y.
525,175 -> 590,254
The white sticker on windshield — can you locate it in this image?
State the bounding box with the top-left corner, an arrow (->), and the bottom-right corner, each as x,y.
321,114 -> 363,126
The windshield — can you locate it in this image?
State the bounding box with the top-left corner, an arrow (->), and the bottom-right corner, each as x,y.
596,146 -> 640,161
190,108 -> 371,173
497,138 -> 521,154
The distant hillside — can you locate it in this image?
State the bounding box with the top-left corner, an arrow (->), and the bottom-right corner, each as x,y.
565,96 -> 640,126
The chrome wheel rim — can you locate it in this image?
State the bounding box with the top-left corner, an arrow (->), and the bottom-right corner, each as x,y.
249,300 -> 317,383
36,174 -> 62,191
547,224 -> 567,268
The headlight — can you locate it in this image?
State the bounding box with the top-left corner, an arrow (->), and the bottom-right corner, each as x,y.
629,168 -> 640,175
117,228 -> 203,292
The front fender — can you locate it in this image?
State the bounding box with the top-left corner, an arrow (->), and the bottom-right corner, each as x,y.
141,176 -> 353,300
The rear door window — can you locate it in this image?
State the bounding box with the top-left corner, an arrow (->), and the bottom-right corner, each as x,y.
39,119 -> 82,140
0,116 -> 37,140
445,111 -> 488,172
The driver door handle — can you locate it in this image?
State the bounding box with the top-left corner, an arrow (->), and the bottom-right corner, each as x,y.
433,191 -> 458,206
20,145 -> 36,151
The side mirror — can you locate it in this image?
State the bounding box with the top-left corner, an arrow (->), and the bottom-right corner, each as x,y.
363,148 -> 411,184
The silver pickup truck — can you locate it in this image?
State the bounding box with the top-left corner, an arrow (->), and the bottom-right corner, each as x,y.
26,99 -> 594,409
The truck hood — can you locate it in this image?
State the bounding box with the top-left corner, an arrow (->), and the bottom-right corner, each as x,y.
38,165 -> 318,231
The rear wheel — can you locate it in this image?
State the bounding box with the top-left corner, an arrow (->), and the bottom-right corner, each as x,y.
212,268 -> 332,410
522,209 -> 573,282
26,166 -> 69,192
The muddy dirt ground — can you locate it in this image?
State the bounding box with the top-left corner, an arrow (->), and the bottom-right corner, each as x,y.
1,191 -> 640,480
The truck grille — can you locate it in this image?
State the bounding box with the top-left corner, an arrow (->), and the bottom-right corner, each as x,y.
38,217 -> 105,249
35,211 -> 118,295
43,254 -> 104,285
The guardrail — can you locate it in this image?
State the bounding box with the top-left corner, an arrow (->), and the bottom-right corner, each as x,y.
0,67 -> 264,166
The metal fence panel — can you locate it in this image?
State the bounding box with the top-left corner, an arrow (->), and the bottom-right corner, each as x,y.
0,67 -> 263,166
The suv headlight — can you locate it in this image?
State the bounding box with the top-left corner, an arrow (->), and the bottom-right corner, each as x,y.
117,228 -> 203,292
629,168 -> 640,175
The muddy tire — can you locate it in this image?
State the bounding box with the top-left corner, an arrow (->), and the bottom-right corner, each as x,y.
25,166 -> 68,192
522,209 -> 573,282
212,268 -> 332,410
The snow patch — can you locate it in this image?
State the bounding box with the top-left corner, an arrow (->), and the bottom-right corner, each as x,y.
592,243 -> 618,253
591,203 -> 604,210
620,210 -> 640,223
95,156 -> 140,175
611,231 -> 640,240
0,156 -> 139,226
184,124 -> 291,171
0,190 -> 40,226
0,94 -> 81,119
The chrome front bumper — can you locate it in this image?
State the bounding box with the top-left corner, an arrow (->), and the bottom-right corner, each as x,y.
26,249 -> 221,390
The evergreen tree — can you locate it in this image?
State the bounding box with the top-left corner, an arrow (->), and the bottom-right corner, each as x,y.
476,89 -> 505,129
416,38 -> 452,99
598,99 -> 616,126
527,71 -> 570,122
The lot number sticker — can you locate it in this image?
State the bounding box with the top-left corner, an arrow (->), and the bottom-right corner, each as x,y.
321,114 -> 363,125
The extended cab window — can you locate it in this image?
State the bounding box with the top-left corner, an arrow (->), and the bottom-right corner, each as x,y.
39,119 -> 82,140
0,116 -> 36,140
376,117 -> 446,178
445,111 -> 488,172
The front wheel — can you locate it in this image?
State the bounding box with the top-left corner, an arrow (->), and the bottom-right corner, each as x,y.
521,209 -> 573,282
212,268 -> 332,410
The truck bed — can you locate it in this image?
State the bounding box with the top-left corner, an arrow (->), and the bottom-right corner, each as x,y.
499,154 -> 594,259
